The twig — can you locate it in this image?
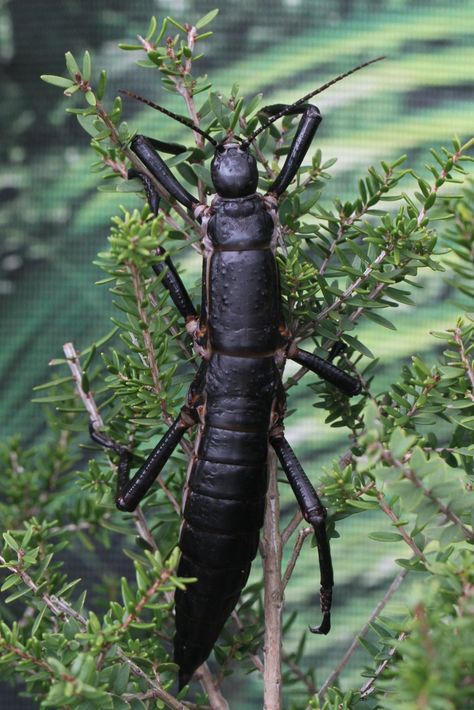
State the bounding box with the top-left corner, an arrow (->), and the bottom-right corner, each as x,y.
262,449 -> 283,710
453,325 -> 474,392
379,447 -> 474,543
282,527 -> 312,590
377,493 -> 427,562
281,510 -> 303,546
63,342 -> 104,431
230,610 -> 265,675
282,651 -> 317,695
317,567 -> 408,701
359,631 -> 408,700
194,663 -> 230,710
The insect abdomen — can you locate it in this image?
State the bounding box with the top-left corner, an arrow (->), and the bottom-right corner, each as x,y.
174,354 -> 278,685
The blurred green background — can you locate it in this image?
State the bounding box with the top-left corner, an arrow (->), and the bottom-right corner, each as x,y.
1,0 -> 473,707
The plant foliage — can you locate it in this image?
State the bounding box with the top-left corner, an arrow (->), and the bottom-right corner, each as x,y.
0,11 -> 472,709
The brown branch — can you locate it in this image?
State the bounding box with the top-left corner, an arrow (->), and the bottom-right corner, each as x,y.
317,567 -> 409,701
376,493 -> 427,562
282,650 -> 317,695
453,325 -> 474,393
359,631 -> 408,700
282,526 -> 312,590
281,510 -> 303,546
318,167 -> 395,277
120,570 -> 172,632
379,446 -> 474,543
194,663 -> 230,710
0,642 -> 75,682
262,449 -> 283,710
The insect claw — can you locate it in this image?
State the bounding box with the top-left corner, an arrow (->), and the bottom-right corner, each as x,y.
309,612 -> 331,635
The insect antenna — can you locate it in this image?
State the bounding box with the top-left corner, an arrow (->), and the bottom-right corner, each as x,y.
119,89 -> 218,146
244,55 -> 385,146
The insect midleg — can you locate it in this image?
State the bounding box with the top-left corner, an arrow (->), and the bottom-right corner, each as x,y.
289,346 -> 361,396
129,171 -> 198,321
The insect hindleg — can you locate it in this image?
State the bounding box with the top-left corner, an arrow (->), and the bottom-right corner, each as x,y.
89,361 -> 206,512
90,409 -> 194,512
269,432 -> 333,635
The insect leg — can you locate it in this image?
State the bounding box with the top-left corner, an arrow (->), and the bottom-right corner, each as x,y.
270,433 -> 333,634
90,363 -> 206,511
128,170 -> 197,321
131,134 -> 197,211
289,346 -> 361,396
90,412 -> 192,512
263,103 -> 322,197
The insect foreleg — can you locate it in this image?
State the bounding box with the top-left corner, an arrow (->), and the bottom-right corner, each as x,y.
131,135 -> 197,211
263,104 -> 322,197
270,433 -> 333,635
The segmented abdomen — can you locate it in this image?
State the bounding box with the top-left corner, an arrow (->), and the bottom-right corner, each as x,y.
174,354 -> 278,683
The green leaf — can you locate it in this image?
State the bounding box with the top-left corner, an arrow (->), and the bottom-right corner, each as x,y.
40,74 -> 74,88
82,50 -> 91,81
359,637 -> 379,658
346,499 -> 379,510
196,8 -> 219,28
31,604 -> 48,636
1,574 -> 20,592
97,70 -> 107,100
368,531 -> 404,542
113,663 -> 131,694
364,310 -> 397,330
145,16 -> 157,40
389,429 -> 418,459
65,51 -> 80,78
244,93 -> 262,117
3,532 -> 19,552
192,164 -> 213,189
166,16 -> 186,32
85,90 -> 97,107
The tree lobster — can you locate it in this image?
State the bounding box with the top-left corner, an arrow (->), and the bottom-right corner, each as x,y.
90,57 -> 382,688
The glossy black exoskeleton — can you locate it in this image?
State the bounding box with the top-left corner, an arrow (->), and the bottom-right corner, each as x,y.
90,57 -> 384,688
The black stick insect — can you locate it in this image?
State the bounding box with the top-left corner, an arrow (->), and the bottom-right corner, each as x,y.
90,56 -> 384,688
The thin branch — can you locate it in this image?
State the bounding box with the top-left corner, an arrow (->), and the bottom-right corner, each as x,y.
359,631 -> 408,700
194,663 -> 230,710
315,249 -> 388,323
318,167 -> 395,278
453,325 -> 474,392
281,510 -> 303,546
379,446 -> 474,543
262,449 -> 283,710
377,493 -> 427,562
317,567 -> 409,701
282,651 -> 317,695
63,342 -> 104,431
282,527 -> 312,590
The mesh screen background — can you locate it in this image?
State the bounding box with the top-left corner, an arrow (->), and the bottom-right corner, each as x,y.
1,1 -> 473,707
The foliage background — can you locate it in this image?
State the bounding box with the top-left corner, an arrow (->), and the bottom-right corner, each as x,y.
1,0 -> 473,707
